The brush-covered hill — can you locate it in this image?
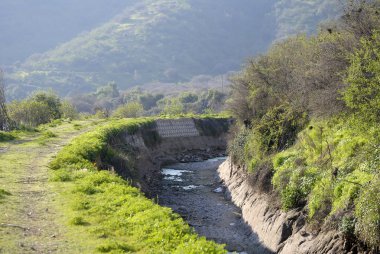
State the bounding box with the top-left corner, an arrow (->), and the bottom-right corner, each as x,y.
0,0 -> 131,65
5,0 -> 340,100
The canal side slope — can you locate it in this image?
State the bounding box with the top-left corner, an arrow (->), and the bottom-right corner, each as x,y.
47,117 -> 231,253
218,158 -> 347,254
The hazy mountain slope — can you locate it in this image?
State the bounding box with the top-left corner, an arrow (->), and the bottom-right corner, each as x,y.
274,0 -> 341,39
5,0 -> 341,100
0,0 -> 134,65
7,0 -> 276,98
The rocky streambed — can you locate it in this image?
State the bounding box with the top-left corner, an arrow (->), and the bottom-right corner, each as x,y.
157,157 -> 271,254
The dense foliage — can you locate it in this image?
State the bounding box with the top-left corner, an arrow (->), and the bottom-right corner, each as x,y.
228,0 -> 380,249
69,81 -> 228,117
7,91 -> 77,128
50,118 -> 226,253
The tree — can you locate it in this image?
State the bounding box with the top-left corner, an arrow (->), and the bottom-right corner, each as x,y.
343,32 -> 380,121
7,90 -> 63,128
60,101 -> 79,119
112,102 -> 144,118
30,90 -> 62,119
0,69 -> 10,130
8,100 -> 51,127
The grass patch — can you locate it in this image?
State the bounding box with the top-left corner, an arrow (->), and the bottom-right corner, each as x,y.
73,123 -> 83,130
0,131 -> 16,142
270,116 -> 380,247
37,130 -> 58,145
0,189 -> 11,201
50,118 -> 226,253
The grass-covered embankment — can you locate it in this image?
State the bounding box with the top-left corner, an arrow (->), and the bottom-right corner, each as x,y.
50,118 -> 226,253
227,3 -> 380,250
272,117 -> 380,244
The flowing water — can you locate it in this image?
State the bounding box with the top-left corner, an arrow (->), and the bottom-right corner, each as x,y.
158,157 -> 271,254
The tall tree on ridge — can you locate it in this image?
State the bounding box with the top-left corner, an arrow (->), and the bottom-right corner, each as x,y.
0,69 -> 10,131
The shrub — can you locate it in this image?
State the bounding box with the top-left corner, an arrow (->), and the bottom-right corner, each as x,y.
60,100 -> 79,119
243,105 -> 307,173
340,216 -> 356,238
308,178 -> 333,220
343,32 -> 380,122
112,102 -> 144,118
69,216 -> 88,226
254,105 -> 307,153
0,189 -> 11,200
30,91 -> 62,119
227,127 -> 249,166
0,131 -> 16,142
355,175 -> 380,248
8,100 -> 52,127
8,91 -> 64,128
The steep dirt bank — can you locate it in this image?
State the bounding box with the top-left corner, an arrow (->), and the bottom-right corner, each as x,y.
218,158 -> 347,254
158,158 -> 272,254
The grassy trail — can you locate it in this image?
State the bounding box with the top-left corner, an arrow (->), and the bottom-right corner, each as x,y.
0,120 -> 99,253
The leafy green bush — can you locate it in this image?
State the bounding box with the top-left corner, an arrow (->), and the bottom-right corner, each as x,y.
343,33 -> 380,122
254,105 -> 307,153
355,175 -> 380,248
340,216 -> 356,238
8,100 -> 52,127
270,116 -> 380,249
0,189 -> 11,201
7,91 -> 77,128
112,102 -> 144,118
0,131 -> 16,142
227,127 -> 249,166
69,216 -> 88,226
242,105 -> 307,173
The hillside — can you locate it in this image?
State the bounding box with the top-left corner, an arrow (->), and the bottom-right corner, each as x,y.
0,0 -> 132,65
4,0 -> 341,100
274,0 -> 341,39
227,0 -> 380,251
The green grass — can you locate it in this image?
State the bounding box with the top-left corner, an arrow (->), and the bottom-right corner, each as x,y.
271,116 -> 380,246
0,131 -> 16,142
0,189 -> 11,201
50,117 -> 226,253
0,118 -> 106,253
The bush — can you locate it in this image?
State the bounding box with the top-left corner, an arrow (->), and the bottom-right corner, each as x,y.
340,216 -> 356,238
343,32 -> 380,122
60,100 -> 79,119
8,100 -> 52,127
0,189 -> 11,200
8,91 -> 65,128
30,91 -> 62,119
243,105 -> 307,173
69,216 -> 88,226
0,131 -> 16,142
254,105 -> 307,153
227,127 -> 249,166
112,102 -> 144,118
355,175 -> 380,248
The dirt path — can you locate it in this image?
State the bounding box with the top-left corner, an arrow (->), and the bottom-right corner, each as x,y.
0,121 -> 95,254
158,158 -> 272,254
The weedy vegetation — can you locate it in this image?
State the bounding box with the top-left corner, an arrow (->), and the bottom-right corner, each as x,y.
50,118 -> 226,253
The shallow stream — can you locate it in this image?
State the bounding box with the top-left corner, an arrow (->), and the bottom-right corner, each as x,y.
158,157 -> 270,254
